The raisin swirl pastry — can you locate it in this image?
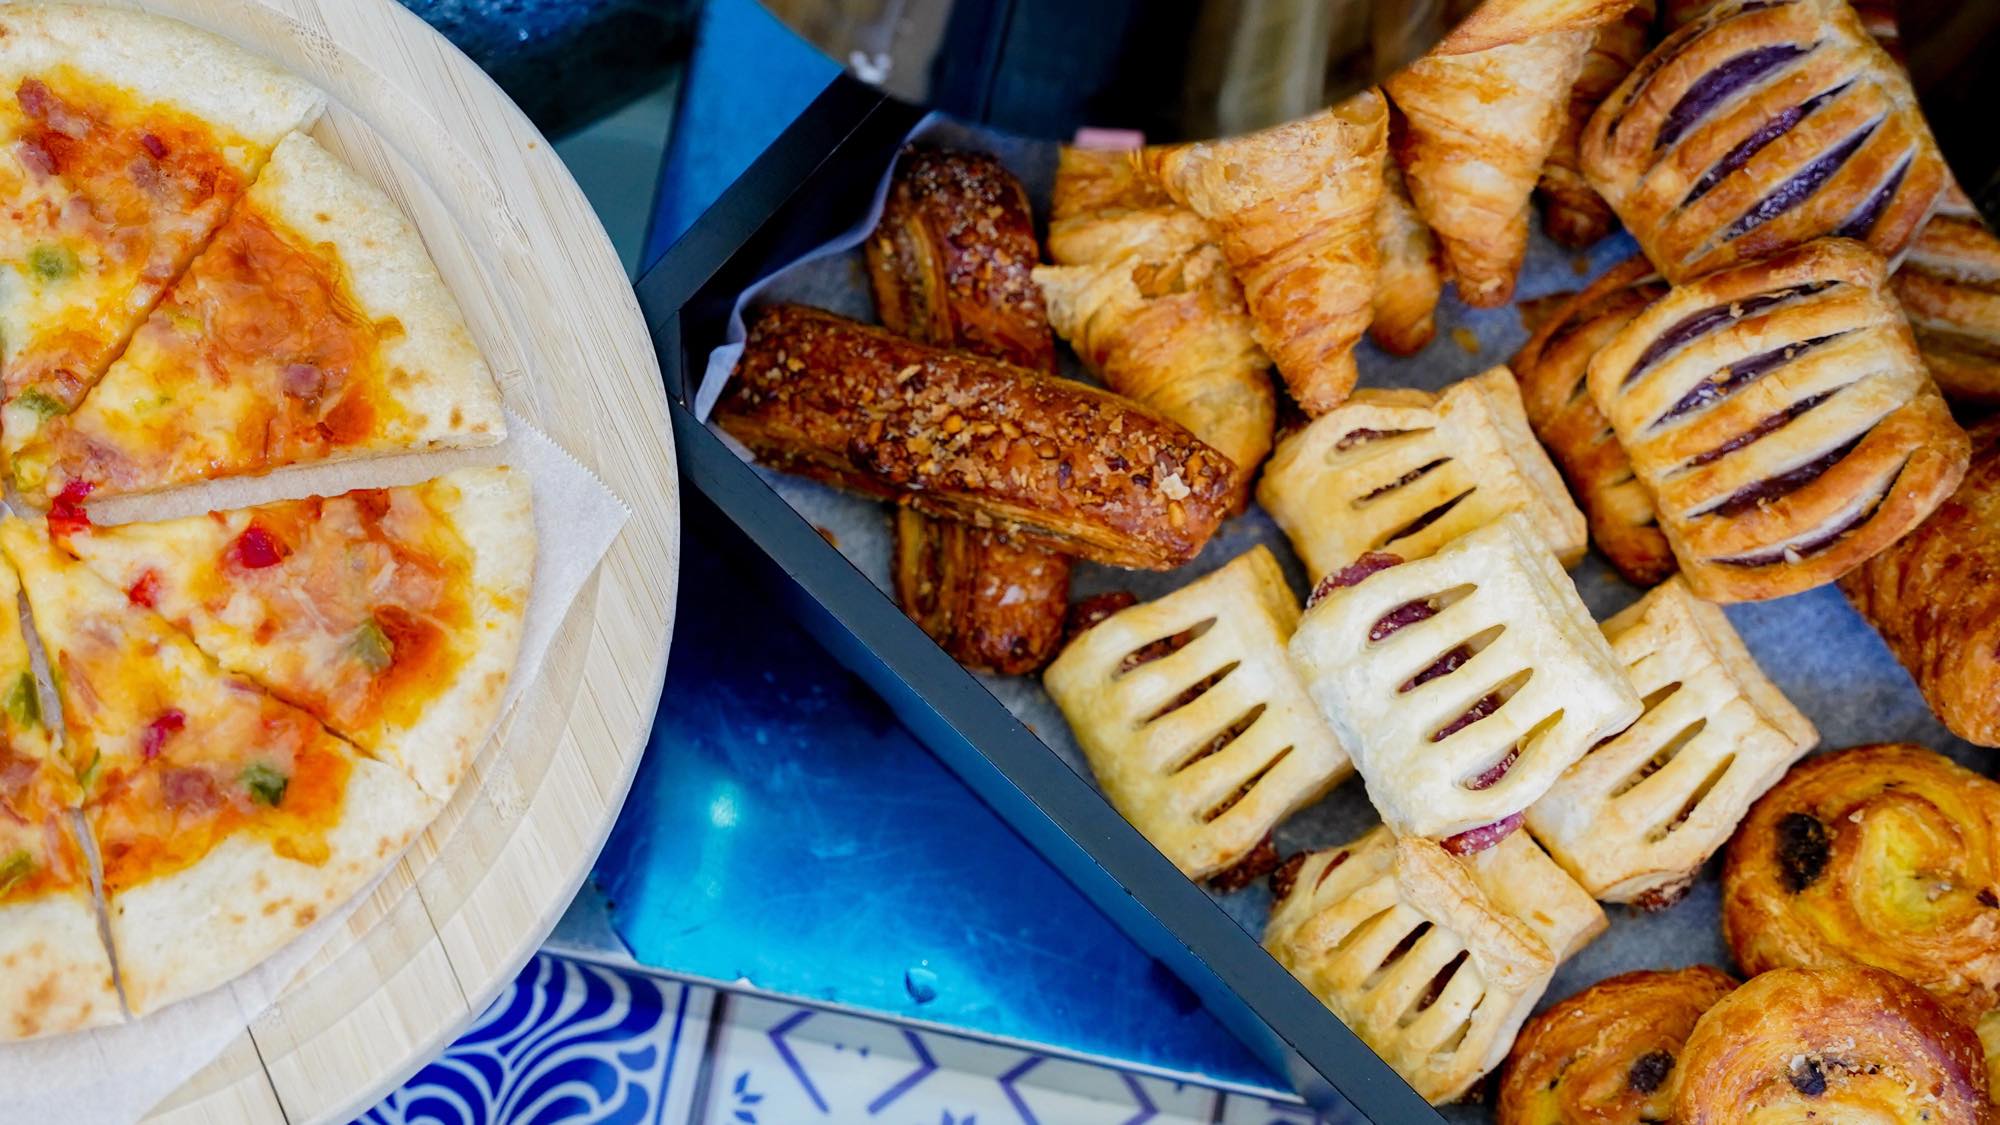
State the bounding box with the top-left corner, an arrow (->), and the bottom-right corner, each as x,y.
1266,828 -> 1604,1104
1673,965 -> 1991,1123
1722,745 -> 2000,1040
1511,256 -> 1675,586
1841,420 -> 2000,748
1043,548 -> 1351,884
1585,238 -> 1969,603
1528,577 -> 1817,908
1287,515 -> 1642,851
1583,0 -> 1946,283
1498,966 -> 1739,1125
1259,368 -> 1588,582
1893,182 -> 2000,404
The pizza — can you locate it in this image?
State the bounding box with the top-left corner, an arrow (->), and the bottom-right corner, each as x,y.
16,129 -> 507,501
0,5 -> 323,483
60,466 -> 533,801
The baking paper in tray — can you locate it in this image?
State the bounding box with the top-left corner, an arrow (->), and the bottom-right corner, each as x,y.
699,116 -> 1981,1120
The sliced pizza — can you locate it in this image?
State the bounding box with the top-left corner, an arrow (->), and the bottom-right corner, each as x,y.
0,5 -> 323,476
16,130 -> 507,502
0,517 -> 434,1016
59,466 -> 532,802
0,550 -> 117,1039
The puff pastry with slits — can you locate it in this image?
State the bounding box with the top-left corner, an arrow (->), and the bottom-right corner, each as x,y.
1586,238 -> 1968,603
1266,828 -> 1604,1104
1527,576 -> 1817,907
1288,515 -> 1641,842
1043,547 -> 1350,880
1259,367 -> 1587,582
1893,180 -> 2000,404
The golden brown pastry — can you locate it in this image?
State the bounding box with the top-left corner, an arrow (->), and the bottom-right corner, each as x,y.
1259,368 -> 1588,581
1893,183 -> 2000,404
1138,93 -> 1386,415
1584,0 -> 1947,284
1371,151 -> 1443,355
1665,0 -> 1900,49
1585,238 -> 1969,602
716,304 -> 1232,570
1498,966 -> 1739,1125
1527,577 -> 1817,908
1673,965 -> 1991,1123
1266,828 -> 1604,1104
1539,0 -> 1658,247
890,509 -> 1070,675
1510,256 -> 1675,586
1043,547 -> 1351,883
1384,2 -> 1627,306
1840,420 -> 2000,747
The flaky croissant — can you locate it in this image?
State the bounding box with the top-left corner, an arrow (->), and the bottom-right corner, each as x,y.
1371,151 -> 1444,355
1537,0 -> 1656,247
1137,92 -> 1386,415
1385,2 -> 1626,306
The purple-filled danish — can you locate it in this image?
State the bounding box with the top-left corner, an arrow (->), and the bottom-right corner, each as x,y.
1583,0 -> 1946,284
1585,238 -> 1968,603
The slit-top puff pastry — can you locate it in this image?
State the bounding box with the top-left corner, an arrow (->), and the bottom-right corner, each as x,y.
1287,515 -> 1642,845
1584,238 -> 1969,602
1892,182 -> 2000,404
1043,547 -> 1351,881
1583,0 -> 1946,283
1266,827 -> 1605,1104
1259,367 -> 1588,582
1526,576 -> 1818,908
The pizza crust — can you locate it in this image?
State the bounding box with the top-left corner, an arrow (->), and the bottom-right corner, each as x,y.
0,885 -> 120,1039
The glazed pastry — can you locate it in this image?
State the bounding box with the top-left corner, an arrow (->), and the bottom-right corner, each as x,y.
867,146 -> 1072,673
1258,368 -> 1588,580
1584,238 -> 1969,602
1384,2 -> 1622,305
1527,577 -> 1818,908
1892,183 -> 2000,403
1583,0 -> 1946,283
716,305 -> 1233,570
1287,515 -> 1642,850
1138,92 -> 1385,415
1043,547 -> 1352,883
1370,153 -> 1443,355
1840,420 -> 2000,747
1539,0 -> 1658,247
1511,257 -> 1676,586
1673,965 -> 1990,1123
1497,966 -> 1739,1125
1265,828 -> 1604,1104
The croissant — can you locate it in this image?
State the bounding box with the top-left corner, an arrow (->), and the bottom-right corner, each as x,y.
1370,151 -> 1444,355
1892,182 -> 2000,404
1538,0 -> 1658,247
1384,2 -> 1623,306
1137,92 -> 1386,415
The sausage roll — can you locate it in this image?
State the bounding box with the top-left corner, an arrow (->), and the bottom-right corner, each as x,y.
1043,547 -> 1352,883
1371,153 -> 1444,355
1498,966 -> 1739,1125
1538,0 -> 1658,248
716,305 -> 1233,570
1673,965 -> 1990,1123
1138,93 -> 1386,415
1259,367 -> 1588,582
1527,577 -> 1818,908
1585,238 -> 1969,603
1583,0 -> 1947,283
1840,420 -> 2000,747
1892,183 -> 2000,404
1510,256 -> 1676,586
1722,745 -> 2000,1035
1266,828 -> 1604,1104
1288,515 -> 1643,851
867,146 -> 1073,673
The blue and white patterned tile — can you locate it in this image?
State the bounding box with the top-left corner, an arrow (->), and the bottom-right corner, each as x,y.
354,953 -> 711,1125
705,993 -> 1218,1124
1216,1092 -> 1370,1125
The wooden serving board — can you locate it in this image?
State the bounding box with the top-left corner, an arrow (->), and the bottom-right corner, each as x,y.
56,1 -> 682,1120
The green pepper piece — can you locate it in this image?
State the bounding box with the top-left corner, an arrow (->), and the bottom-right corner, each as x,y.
4,671 -> 38,728
0,848 -> 33,896
242,762 -> 287,806
351,618 -> 393,672
15,389 -> 66,419
29,245 -> 77,281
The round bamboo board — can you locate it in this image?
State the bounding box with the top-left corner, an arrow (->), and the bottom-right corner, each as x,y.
79,0 -> 683,1120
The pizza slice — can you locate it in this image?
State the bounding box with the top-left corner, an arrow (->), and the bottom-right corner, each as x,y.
0,517 -> 434,1016
0,5 -> 324,474
15,130 -> 507,502
0,551 -> 118,1039
58,466 -> 532,802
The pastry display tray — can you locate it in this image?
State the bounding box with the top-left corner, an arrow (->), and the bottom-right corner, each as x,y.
634,75 -> 1980,1121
